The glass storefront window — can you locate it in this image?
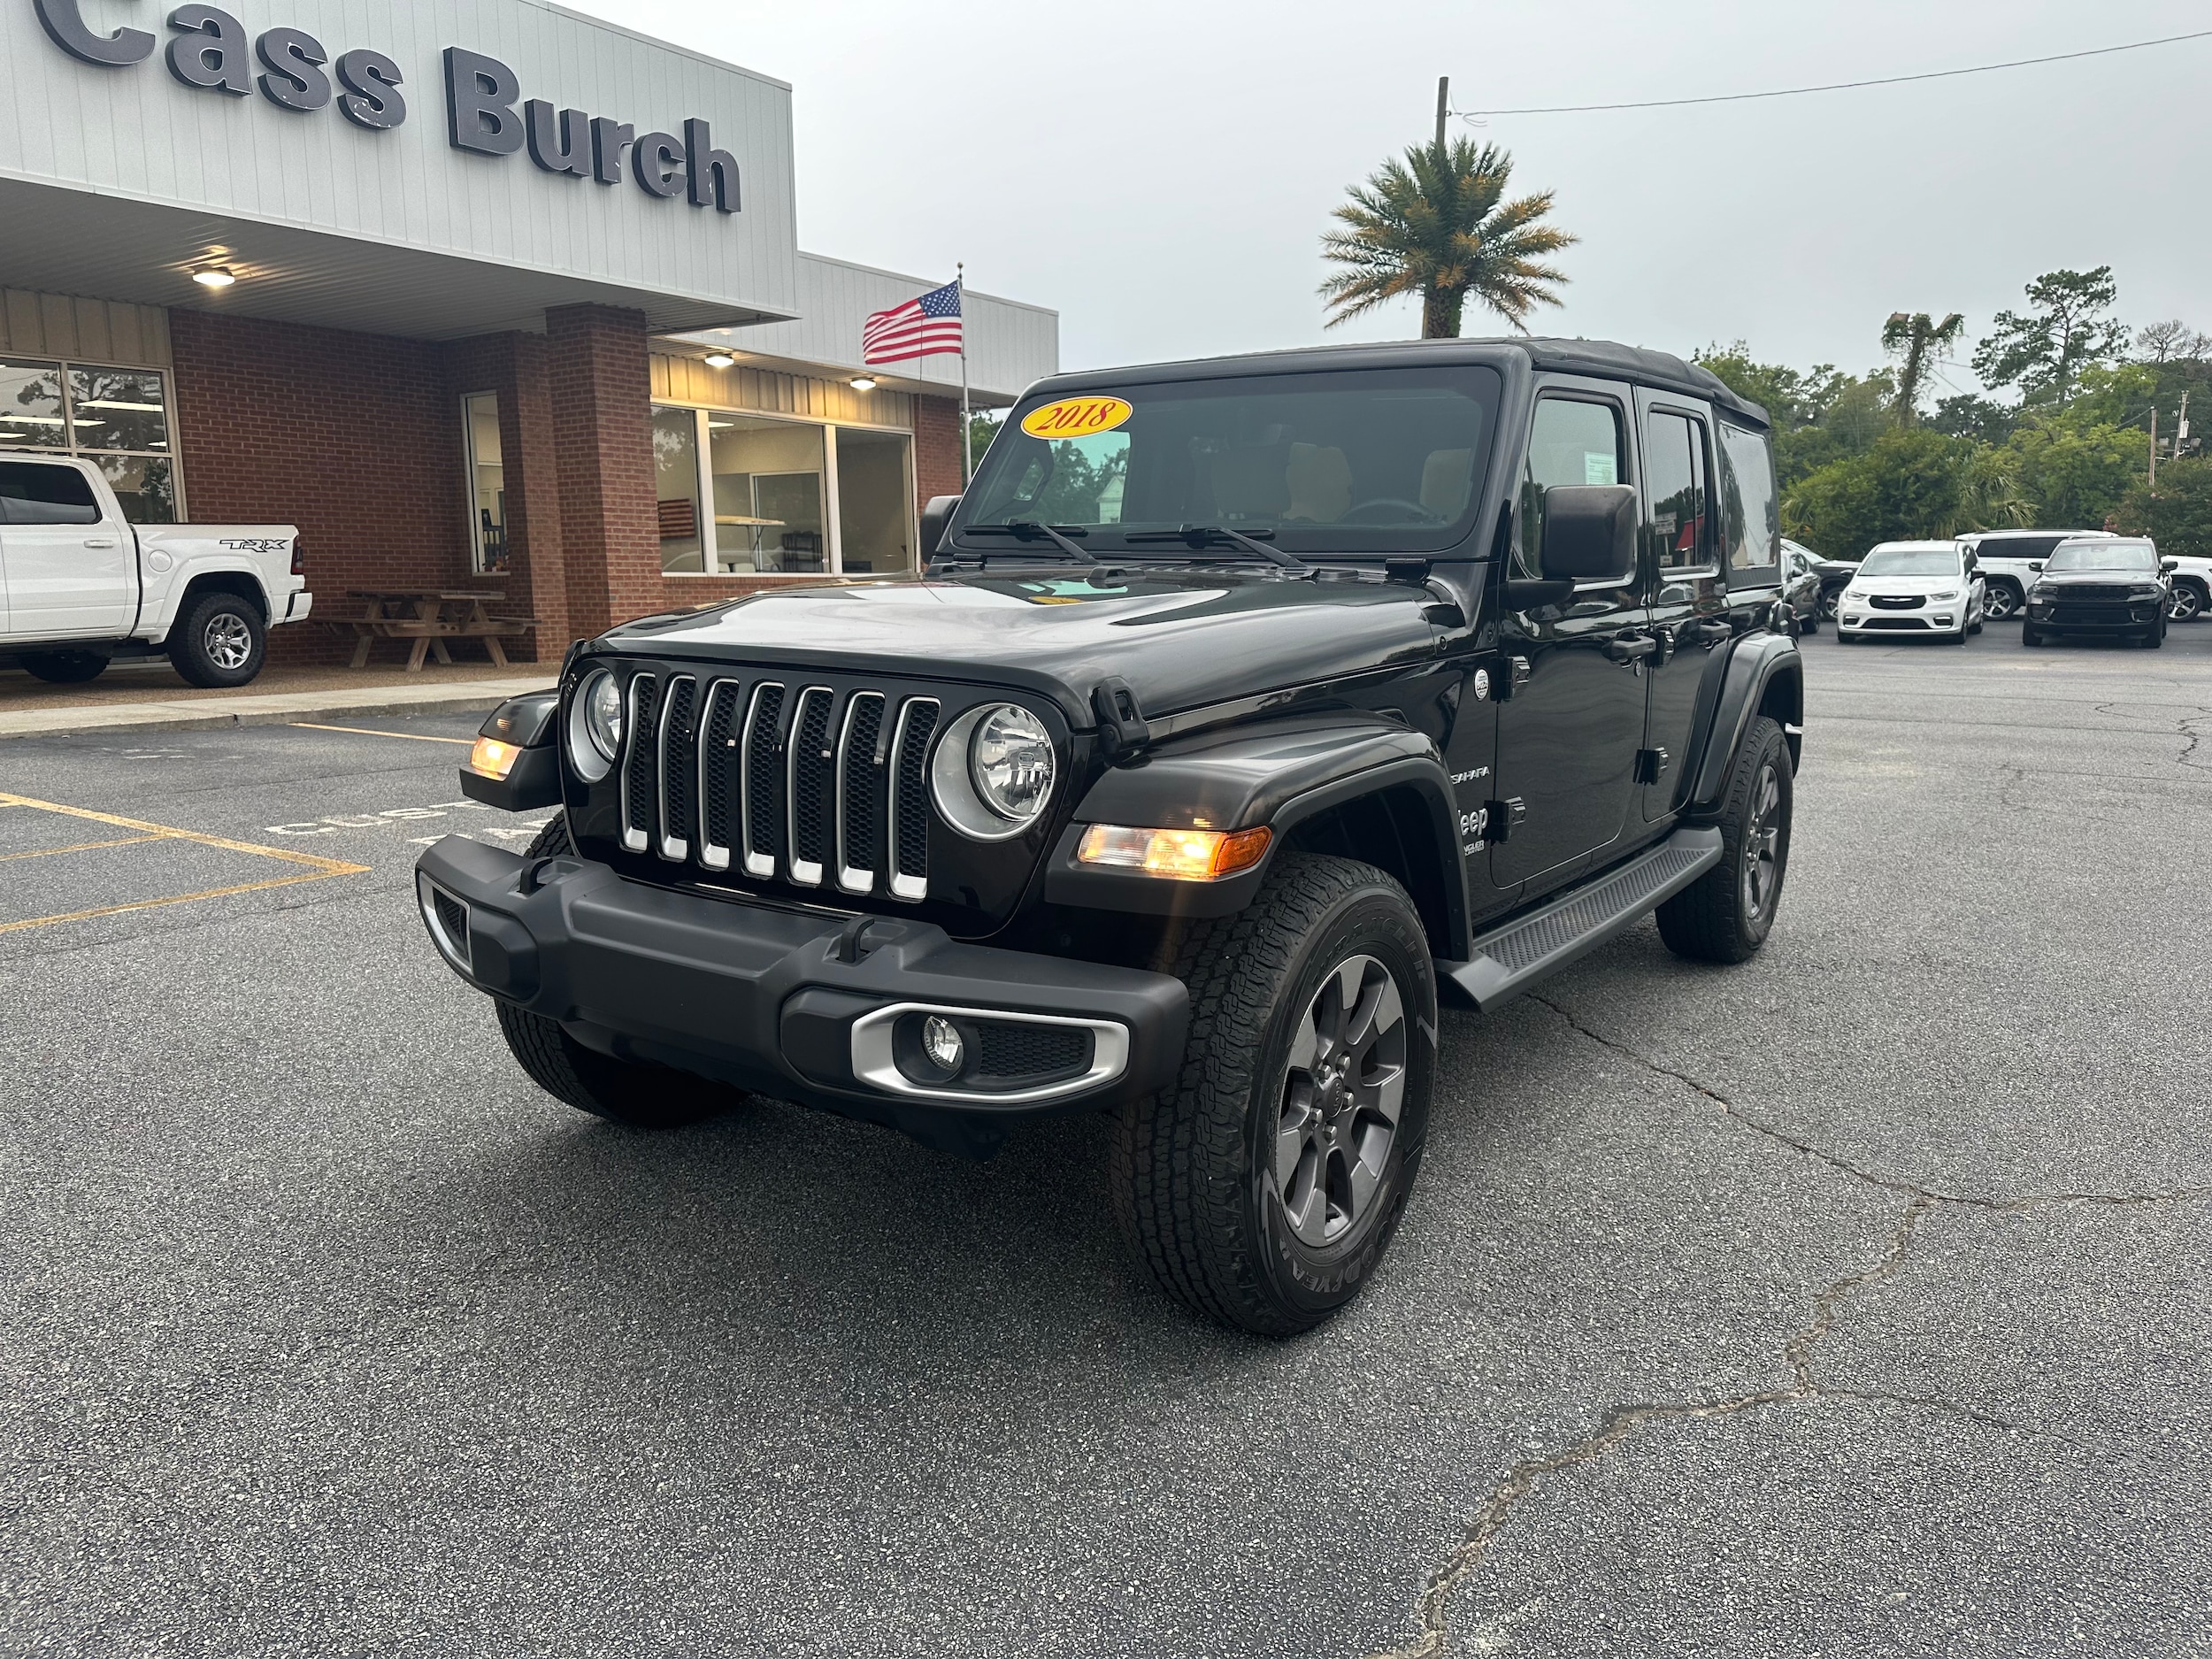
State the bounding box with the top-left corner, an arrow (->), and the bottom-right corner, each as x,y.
654,405 -> 705,573
708,415 -> 826,574
463,392 -> 507,572
835,426 -> 915,575
0,359 -> 69,450
1,357 -> 181,520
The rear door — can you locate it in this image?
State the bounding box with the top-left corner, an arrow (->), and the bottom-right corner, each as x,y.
0,459 -> 134,637
1490,379 -> 1651,889
1635,395 -> 1728,822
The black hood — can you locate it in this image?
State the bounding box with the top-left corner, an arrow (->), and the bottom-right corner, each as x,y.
599,566 -> 1441,726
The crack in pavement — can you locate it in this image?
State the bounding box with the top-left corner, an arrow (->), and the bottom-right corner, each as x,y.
1363,996 -> 2209,1659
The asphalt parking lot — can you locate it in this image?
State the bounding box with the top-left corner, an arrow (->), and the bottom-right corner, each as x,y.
4,619 -> 2209,1658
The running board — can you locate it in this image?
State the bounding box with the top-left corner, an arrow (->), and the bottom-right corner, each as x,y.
1440,826 -> 1724,1012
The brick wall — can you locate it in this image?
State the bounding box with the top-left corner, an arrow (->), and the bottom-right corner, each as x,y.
546,304 -> 659,640
444,332 -> 567,657
170,310 -> 471,666
914,394 -> 966,507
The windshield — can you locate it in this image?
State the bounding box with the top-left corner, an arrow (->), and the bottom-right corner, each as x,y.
957,365 -> 1502,557
2045,541 -> 2156,573
1858,549 -> 1958,577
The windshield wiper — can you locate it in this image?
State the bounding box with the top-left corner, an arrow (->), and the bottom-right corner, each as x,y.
1121,525 -> 1312,574
954,521 -> 1098,564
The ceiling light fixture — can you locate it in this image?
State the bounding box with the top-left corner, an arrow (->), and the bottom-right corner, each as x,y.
849,375 -> 877,391
191,265 -> 237,288
703,351 -> 735,368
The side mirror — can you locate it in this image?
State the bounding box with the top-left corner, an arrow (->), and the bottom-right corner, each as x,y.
1540,484 -> 1638,584
2029,561 -> 2044,572
2161,558 -> 2178,573
919,495 -> 961,560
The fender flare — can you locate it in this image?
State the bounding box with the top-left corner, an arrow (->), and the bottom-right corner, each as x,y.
1686,632 -> 1802,816
151,557 -> 282,640
1042,712 -> 1471,956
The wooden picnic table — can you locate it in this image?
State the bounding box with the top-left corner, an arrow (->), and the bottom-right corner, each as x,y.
342,589 -> 533,672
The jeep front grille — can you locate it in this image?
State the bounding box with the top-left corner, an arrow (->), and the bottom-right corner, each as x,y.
621,672 -> 941,902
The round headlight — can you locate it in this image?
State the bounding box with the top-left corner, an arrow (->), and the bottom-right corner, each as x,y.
566,669 -> 622,783
969,704 -> 1056,824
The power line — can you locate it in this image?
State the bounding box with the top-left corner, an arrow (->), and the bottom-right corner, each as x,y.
1458,29 -> 2212,119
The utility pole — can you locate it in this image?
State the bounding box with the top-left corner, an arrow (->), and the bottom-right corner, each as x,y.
1436,77 -> 1448,148
2150,403 -> 2158,494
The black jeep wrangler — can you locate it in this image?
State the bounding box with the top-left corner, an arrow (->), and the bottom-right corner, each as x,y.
417,339 -> 1803,1336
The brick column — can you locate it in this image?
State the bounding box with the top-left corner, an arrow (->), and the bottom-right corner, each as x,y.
914,394 -> 966,507
545,303 -> 657,640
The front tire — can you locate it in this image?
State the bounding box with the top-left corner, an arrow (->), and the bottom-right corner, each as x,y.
18,649 -> 111,684
494,815 -> 743,1129
1656,716 -> 1792,964
168,591 -> 266,687
2023,623 -> 2047,646
1984,582 -> 2023,622
1111,855 -> 1438,1337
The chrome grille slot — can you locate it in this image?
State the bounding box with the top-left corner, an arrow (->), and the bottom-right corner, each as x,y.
741,682 -> 787,879
786,687 -> 836,887
835,692 -> 887,894
697,680 -> 743,872
620,673 -> 661,854
888,698 -> 940,902
657,675 -> 698,862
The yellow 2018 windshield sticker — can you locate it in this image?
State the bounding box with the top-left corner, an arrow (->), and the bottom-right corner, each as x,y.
1020,396 -> 1133,440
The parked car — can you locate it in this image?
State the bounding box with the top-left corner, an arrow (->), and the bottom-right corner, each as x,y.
1835,541 -> 1985,643
0,453 -> 309,686
1957,528 -> 2110,623
2022,537 -> 2173,648
414,338 -> 1805,1337
2162,550 -> 2212,622
1778,538 -> 1826,634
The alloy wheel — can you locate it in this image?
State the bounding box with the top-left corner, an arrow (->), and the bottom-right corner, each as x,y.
1983,586 -> 2018,621
204,612 -> 253,671
2170,586 -> 2203,623
1273,954 -> 1409,1248
1741,763 -> 1782,919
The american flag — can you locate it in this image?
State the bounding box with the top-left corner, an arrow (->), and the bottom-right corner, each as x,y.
862,280 -> 964,365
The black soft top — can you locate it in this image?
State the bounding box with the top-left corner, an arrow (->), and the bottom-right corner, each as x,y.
1028,336 -> 1770,431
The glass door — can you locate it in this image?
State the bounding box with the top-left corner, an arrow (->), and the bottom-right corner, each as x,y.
834,426 -> 917,575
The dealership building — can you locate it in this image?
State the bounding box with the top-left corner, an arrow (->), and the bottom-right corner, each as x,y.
1,0 -> 1057,662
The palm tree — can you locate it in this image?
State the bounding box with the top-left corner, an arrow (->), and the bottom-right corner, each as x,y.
1881,311 -> 1966,426
1320,138 -> 1575,338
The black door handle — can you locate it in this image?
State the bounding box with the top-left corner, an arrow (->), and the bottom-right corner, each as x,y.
1604,634 -> 1658,664
1682,618 -> 1733,645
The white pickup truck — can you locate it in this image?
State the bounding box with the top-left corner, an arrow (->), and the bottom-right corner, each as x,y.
0,452 -> 311,687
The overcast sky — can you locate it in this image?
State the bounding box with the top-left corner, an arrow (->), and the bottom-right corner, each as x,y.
567,0 -> 2209,392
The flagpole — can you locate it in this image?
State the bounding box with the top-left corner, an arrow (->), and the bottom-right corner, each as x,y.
957,263 -> 972,487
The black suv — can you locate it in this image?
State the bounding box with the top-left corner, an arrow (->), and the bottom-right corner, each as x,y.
2022,536 -> 2176,648
418,340 -> 1804,1336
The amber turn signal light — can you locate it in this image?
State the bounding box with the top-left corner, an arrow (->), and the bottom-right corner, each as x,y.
468,736 -> 521,780
1076,824 -> 1272,881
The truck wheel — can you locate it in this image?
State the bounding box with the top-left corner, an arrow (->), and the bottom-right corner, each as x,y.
168,591 -> 266,687
1110,855 -> 1438,1337
18,649 -> 111,684
1656,716 -> 1792,965
494,815 -> 742,1130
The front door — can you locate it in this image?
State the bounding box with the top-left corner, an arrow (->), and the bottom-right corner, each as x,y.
1490,383 -> 1651,889
0,460 -> 134,638
1636,398 -> 1726,822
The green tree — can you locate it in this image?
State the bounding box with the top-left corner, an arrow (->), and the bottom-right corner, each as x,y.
1929,394 -> 2017,445
1881,311 -> 1965,426
1781,428 -> 1974,556
2004,419 -> 2141,529
966,410 -> 1004,476
1971,267 -> 2130,404
1320,138 -> 1575,338
2114,455 -> 2212,557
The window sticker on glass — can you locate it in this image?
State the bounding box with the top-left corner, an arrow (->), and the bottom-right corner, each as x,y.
1584,451 -> 1617,485
1019,396 -> 1133,440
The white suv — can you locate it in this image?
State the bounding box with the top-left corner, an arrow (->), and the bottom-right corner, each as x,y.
1836,541 -> 1985,644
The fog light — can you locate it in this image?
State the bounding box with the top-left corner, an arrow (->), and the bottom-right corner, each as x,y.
468,736 -> 520,779
1077,824 -> 1272,881
922,1016 -> 965,1072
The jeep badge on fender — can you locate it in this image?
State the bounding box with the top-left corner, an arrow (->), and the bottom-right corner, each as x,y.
416,338 -> 1804,1338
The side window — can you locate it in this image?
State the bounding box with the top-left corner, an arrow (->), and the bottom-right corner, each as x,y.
1643,412 -> 1709,569
0,461 -> 101,526
1718,423 -> 1779,577
1514,396 -> 1626,579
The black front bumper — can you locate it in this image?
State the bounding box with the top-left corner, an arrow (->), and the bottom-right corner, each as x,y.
414,838 -> 1189,1151
2028,603 -> 2163,633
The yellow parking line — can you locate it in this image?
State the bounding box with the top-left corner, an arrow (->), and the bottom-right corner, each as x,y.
0,834 -> 165,863
0,793 -> 369,874
0,873 -> 349,935
290,722 -> 474,746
